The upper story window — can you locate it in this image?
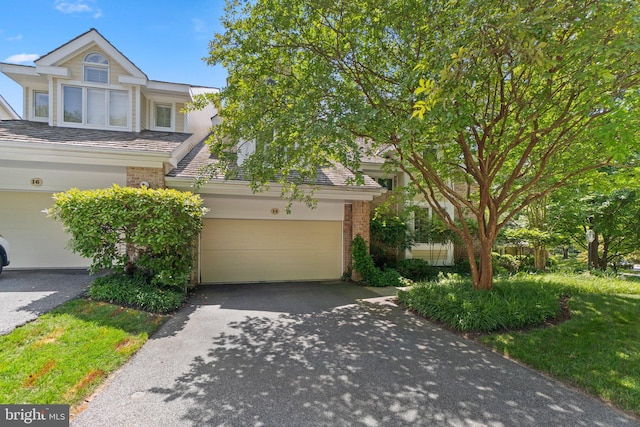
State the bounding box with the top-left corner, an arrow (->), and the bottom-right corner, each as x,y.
62,85 -> 129,128
154,103 -> 172,128
33,91 -> 49,120
83,52 -> 109,84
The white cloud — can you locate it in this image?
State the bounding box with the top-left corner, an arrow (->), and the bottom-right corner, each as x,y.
54,0 -> 102,18
4,53 -> 39,64
7,34 -> 23,42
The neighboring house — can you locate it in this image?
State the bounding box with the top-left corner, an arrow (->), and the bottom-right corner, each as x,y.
359,151 -> 455,267
0,94 -> 20,120
0,28 -> 383,283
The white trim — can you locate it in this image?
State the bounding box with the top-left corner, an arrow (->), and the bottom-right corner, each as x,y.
57,80 -> 132,131
35,29 -> 147,80
30,90 -> 49,122
0,94 -> 20,120
35,65 -> 69,78
165,177 -> 385,201
150,101 -> 174,131
119,75 -> 147,85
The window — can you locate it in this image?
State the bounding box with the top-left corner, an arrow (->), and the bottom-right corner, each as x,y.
33,91 -> 49,119
413,207 -> 452,244
377,178 -> 393,190
84,53 -> 109,84
63,86 -> 83,123
62,85 -> 128,128
154,103 -> 172,129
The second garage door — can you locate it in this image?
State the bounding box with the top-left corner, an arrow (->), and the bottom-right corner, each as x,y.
200,219 -> 342,283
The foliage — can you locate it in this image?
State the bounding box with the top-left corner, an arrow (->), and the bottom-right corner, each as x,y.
89,272 -> 187,314
352,235 -> 403,287
492,253 -> 520,275
551,184 -> 640,269
202,0 -> 640,291
481,273 -> 640,416
0,299 -> 164,405
49,185 -> 207,288
370,210 -> 413,267
398,274 -> 561,332
395,259 -> 436,282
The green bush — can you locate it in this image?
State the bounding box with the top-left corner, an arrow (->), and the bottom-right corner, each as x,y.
89,272 -> 187,314
395,258 -> 436,282
352,234 -> 403,287
49,185 -> 207,288
492,252 -> 520,274
397,274 -> 561,332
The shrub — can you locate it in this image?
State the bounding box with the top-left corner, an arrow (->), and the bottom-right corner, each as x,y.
492,252 -> 520,274
49,185 -> 207,288
370,212 -> 412,268
352,234 -> 403,287
395,258 -> 436,282
89,272 -> 186,314
397,275 -> 561,332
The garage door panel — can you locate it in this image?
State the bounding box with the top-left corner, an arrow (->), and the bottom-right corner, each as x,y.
0,191 -> 88,269
201,219 -> 342,283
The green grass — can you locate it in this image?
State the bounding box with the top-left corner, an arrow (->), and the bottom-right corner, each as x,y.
0,299 -> 165,406
399,272 -> 640,415
480,273 -> 640,416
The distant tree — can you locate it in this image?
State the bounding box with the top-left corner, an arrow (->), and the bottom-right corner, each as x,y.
200,0 -> 640,289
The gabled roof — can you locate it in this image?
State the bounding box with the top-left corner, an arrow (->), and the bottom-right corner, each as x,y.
0,95 -> 20,120
167,141 -> 381,189
0,120 -> 189,154
35,28 -> 147,81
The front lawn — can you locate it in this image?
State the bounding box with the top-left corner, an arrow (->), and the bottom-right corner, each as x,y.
482,273 -> 640,416
0,299 -> 165,408
399,273 -> 640,417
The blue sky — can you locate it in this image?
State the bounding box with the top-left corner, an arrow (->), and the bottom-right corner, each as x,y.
0,0 -> 228,115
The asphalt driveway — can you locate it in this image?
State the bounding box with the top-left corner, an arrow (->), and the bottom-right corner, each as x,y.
72,281 -> 638,427
0,269 -> 92,335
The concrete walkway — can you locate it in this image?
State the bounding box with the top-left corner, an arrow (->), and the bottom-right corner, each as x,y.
72,281 -> 638,427
0,269 -> 92,336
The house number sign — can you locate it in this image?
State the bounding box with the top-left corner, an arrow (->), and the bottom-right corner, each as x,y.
30,178 -> 43,187
271,208 -> 279,215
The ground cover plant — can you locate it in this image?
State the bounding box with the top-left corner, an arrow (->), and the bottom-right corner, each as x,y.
0,299 -> 165,407
89,271 -> 187,314
397,274 -> 562,332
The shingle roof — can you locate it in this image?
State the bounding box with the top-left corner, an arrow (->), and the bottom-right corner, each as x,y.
168,141 -> 380,189
0,120 -> 191,154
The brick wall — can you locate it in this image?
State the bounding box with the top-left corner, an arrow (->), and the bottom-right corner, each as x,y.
349,200 -> 371,282
343,204 -> 353,275
126,167 -> 165,189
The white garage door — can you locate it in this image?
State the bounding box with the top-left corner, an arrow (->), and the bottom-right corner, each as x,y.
0,191 -> 88,269
201,219 -> 342,283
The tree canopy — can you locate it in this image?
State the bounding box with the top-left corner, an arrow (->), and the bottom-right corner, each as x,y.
203,0 -> 640,289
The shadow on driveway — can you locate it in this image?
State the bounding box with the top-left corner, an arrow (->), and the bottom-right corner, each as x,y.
0,269 -> 92,335
73,281 -> 639,427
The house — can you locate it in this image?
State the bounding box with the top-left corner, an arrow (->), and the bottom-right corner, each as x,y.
0,95 -> 20,120
359,145 -> 455,267
0,28 -> 384,284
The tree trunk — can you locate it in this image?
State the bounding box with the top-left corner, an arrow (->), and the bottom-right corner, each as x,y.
476,246 -> 494,290
534,246 -> 547,270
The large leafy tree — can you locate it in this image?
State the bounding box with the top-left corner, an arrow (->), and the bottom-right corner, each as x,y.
203,0 -> 640,289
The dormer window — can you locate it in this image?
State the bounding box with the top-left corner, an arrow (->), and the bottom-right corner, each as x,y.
84,52 -> 109,84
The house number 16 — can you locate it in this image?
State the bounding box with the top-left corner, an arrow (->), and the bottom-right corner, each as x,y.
30,178 -> 43,187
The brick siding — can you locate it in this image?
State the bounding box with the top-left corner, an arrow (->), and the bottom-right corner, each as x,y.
126,167 -> 165,189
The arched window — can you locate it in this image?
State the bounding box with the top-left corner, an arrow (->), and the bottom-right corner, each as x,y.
83,52 -> 109,83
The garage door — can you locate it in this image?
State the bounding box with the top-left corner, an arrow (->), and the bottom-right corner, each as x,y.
0,191 -> 88,269
201,219 -> 342,283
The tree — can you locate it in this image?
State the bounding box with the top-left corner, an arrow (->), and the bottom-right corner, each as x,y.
49,185 -> 207,288
202,0 -> 640,289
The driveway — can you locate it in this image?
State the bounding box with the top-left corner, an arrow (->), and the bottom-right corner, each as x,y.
72,281 -> 638,427
0,269 -> 92,335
